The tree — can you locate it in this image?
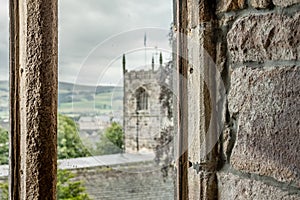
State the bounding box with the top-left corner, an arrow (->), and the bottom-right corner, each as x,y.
57,169 -> 91,200
158,60 -> 173,119
0,117 -> 93,199
0,127 -> 9,165
96,122 -> 124,155
58,114 -> 91,159
0,182 -> 8,200
0,115 -> 91,161
0,169 -> 92,200
155,60 -> 175,179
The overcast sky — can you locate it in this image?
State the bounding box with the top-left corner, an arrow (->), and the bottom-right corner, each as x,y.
0,0 -> 8,81
0,0 -> 173,85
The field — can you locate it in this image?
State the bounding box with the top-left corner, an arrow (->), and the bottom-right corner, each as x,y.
0,81 -> 123,118
58,82 -> 123,115
0,81 -> 9,119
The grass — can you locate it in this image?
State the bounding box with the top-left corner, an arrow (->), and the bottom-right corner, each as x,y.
59,91 -> 123,115
0,81 -> 124,116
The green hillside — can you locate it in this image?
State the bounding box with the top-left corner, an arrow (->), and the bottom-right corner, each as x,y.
0,81 -> 9,119
59,82 -> 123,115
0,81 -> 123,117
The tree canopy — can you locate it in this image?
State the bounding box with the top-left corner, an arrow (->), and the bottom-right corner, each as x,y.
155,60 -> 174,179
58,114 -> 91,159
0,127 -> 8,165
96,122 -> 124,155
0,115 -> 91,163
0,169 -> 92,200
57,169 -> 91,200
0,182 -> 8,200
0,115 -> 92,199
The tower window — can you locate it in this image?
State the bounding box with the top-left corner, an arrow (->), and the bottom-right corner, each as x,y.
136,87 -> 148,111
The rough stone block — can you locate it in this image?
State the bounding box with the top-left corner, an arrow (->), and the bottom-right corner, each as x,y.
228,66 -> 300,187
218,171 -> 300,199
187,0 -> 215,28
219,14 -> 237,28
217,0 -> 246,12
227,13 -> 300,63
250,0 -> 272,8
273,0 -> 300,7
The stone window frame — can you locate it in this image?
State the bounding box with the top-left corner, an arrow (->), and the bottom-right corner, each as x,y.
174,0 -> 219,199
8,0 -> 217,199
9,0 -> 58,199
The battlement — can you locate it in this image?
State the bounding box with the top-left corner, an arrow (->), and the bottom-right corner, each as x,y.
124,68 -> 159,80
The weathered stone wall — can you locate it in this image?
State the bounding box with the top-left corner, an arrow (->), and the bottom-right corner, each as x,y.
0,159 -> 175,200
124,69 -> 167,152
0,165 -> 174,200
182,0 -> 300,199
67,162 -> 175,200
216,0 -> 300,199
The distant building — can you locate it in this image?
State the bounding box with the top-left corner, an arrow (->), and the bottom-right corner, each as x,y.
77,115 -> 111,146
0,118 -> 9,131
78,116 -> 109,132
123,53 -> 168,153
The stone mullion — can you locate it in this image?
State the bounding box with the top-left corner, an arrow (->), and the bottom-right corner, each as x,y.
9,0 -> 21,199
175,0 -> 189,199
10,0 -> 58,199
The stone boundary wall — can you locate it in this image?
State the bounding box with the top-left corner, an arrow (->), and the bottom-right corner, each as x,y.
0,157 -> 175,200
216,0 -> 300,199
71,162 -> 175,200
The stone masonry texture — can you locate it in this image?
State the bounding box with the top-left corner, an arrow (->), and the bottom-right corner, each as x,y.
124,69 -> 167,152
218,2 -> 300,199
250,0 -> 272,9
228,66 -> 300,187
227,12 -> 300,63
217,0 -> 246,12
18,0 -> 58,199
272,0 -> 300,7
185,0 -> 300,198
72,164 -> 174,200
218,171 -> 300,199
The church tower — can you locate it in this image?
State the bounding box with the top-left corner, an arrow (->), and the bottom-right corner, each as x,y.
123,53 -> 167,153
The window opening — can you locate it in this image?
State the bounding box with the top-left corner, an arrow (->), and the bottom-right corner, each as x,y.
136,87 -> 148,111
5,0 -> 175,199
58,0 -> 175,199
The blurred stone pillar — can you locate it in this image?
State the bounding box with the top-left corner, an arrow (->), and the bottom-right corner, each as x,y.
10,0 -> 58,199
183,0 -> 219,199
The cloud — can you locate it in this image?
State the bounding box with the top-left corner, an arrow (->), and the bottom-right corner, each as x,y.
59,0 -> 173,85
0,0 -> 173,85
0,0 -> 9,80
